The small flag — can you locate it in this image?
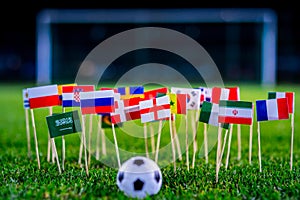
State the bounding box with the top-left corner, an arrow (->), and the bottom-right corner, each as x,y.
80,90 -> 115,115
199,87 -> 212,107
27,85 -> 61,109
111,99 -> 141,124
268,91 -> 295,114
171,87 -> 200,110
62,85 -> 95,107
169,93 -> 187,115
218,100 -> 253,125
211,87 -> 230,104
116,86 -> 144,100
140,95 -> 171,123
199,101 -> 229,129
144,87 -> 168,100
46,110 -> 82,138
227,86 -> 240,101
256,98 -> 289,121
22,89 -> 30,109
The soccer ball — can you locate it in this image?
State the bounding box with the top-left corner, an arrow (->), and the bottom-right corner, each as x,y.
116,156 -> 162,198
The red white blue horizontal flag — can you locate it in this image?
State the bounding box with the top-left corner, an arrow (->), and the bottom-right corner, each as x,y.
80,90 -> 115,115
62,85 -> 95,107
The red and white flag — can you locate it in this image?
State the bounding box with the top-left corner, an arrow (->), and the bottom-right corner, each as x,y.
211,87 -> 230,104
139,95 -> 171,123
27,85 -> 61,109
111,97 -> 141,124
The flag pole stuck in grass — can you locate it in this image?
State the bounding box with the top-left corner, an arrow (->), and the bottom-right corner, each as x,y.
139,95 -> 171,164
50,107 -> 55,164
267,91 -> 295,170
171,87 -> 201,168
198,101 -> 229,164
169,116 -> 176,172
216,124 -> 222,183
257,121 -> 262,173
256,97 -> 290,172
81,115 -> 89,176
61,84 -> 95,166
96,115 -> 102,160
23,89 -> 31,158
149,123 -> 156,156
62,107 -> 66,170
218,128 -> 229,168
290,112 -> 295,170
46,110 -> 82,174
30,109 -> 40,169
155,120 -> 163,163
27,84 -> 61,169
88,114 -> 93,166
144,123 -> 149,158
59,83 -> 77,170
225,124 -> 233,169
218,100 -> 253,167
172,114 -> 182,161
111,123 -> 121,168
169,93 -> 187,162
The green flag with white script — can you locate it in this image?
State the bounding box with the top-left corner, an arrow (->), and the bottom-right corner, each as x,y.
46,110 -> 82,138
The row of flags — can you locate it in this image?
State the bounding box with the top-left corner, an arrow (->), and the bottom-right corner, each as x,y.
23,84 -> 295,129
22,84 -> 295,178
23,85 -> 294,122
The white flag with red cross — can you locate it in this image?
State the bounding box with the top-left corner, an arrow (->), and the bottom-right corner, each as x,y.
139,95 -> 171,123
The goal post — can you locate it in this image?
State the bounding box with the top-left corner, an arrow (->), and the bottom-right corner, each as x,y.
36,8 -> 277,85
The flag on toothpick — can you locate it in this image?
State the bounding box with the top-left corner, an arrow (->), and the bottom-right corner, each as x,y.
116,86 -> 144,100
27,85 -> 61,109
211,87 -> 230,104
168,93 -> 187,115
139,95 -> 171,123
199,101 -> 229,129
218,100 -> 253,125
256,98 -> 289,121
171,87 -> 200,110
23,89 -> 30,109
268,92 -> 295,114
80,90 -> 115,115
46,110 -> 82,138
62,85 -> 95,107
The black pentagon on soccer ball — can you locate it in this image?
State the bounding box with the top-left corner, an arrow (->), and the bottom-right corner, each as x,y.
133,159 -> 144,166
133,179 -> 144,191
118,171 -> 124,183
154,171 -> 160,183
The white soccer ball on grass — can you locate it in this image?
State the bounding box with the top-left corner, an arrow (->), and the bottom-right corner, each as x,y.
116,156 -> 162,199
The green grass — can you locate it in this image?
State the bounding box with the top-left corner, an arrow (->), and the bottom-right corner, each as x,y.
0,83 -> 300,199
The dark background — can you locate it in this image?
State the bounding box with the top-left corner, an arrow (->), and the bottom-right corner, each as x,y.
0,1 -> 299,84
